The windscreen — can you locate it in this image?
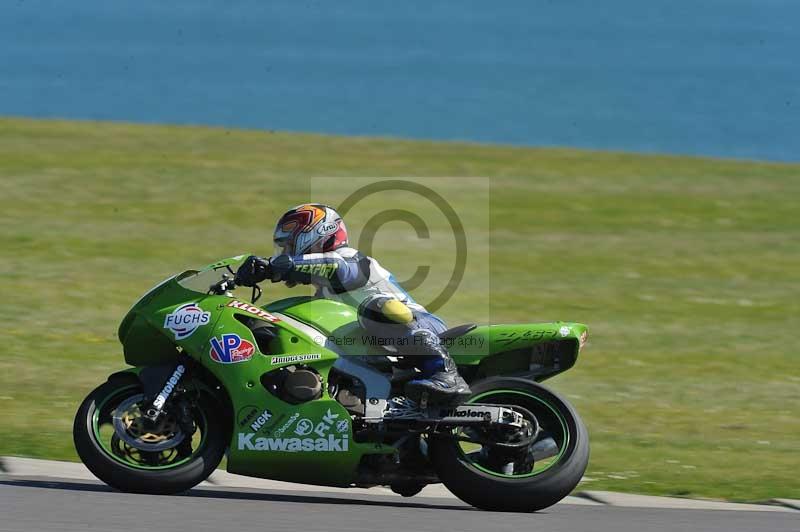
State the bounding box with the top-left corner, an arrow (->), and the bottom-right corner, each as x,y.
176,255 -> 250,297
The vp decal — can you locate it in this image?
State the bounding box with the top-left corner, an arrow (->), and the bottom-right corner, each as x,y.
209,334 -> 256,364
164,303 -> 211,340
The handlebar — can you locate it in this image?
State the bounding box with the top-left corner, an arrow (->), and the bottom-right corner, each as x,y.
208,274 -> 262,304
208,275 -> 236,295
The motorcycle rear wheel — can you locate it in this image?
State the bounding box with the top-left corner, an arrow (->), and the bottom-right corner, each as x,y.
428,377 -> 589,512
73,374 -> 227,494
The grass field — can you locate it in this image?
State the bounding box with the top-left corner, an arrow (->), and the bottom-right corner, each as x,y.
1,117 -> 798,501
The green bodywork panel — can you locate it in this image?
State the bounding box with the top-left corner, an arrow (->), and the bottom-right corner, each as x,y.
115,256 -> 587,486
267,296 -> 360,338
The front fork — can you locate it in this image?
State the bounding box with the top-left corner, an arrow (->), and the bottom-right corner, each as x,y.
136,358 -> 199,454
139,357 -> 190,423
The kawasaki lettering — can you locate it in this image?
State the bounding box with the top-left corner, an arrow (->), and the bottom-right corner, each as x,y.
237,433 -> 349,452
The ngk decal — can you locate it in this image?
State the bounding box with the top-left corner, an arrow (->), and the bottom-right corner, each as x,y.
237,409 -> 349,453
227,300 -> 280,322
209,334 -> 255,364
249,409 -> 273,432
163,303 -> 211,340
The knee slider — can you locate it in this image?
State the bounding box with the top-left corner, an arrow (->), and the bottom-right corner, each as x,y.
358,295 -> 413,328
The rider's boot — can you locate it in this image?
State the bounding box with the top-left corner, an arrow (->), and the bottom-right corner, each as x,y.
404,330 -> 471,405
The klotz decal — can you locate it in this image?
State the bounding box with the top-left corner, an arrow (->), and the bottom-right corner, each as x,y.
559,326 -> 571,337
164,303 -> 211,340
209,334 -> 256,364
227,300 -> 281,322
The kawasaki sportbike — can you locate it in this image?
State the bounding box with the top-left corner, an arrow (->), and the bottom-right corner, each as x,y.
74,255 -> 589,512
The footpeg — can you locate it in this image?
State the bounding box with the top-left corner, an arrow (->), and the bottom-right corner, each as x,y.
419,392 -> 429,410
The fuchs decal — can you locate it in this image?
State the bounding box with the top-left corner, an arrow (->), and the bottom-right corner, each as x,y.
271,354 -> 321,365
227,300 -> 280,322
209,334 -> 256,364
164,303 -> 211,340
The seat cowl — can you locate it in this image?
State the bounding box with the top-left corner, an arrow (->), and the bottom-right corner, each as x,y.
438,323 -> 477,340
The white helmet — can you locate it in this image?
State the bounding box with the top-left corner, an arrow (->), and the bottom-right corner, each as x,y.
273,203 -> 349,255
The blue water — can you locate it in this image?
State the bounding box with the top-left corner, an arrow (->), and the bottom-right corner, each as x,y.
2,0 -> 798,161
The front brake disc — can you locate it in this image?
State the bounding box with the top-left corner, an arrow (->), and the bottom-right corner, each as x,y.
112,394 -> 186,452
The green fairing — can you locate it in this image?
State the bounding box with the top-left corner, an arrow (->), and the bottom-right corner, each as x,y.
269,297 -> 586,381
113,256 -> 588,487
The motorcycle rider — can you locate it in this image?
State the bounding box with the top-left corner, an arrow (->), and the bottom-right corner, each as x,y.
234,203 -> 471,404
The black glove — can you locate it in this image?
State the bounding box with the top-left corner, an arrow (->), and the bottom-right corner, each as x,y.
269,254 -> 294,282
234,255 -> 271,287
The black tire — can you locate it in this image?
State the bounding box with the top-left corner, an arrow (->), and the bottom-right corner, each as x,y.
428,377 -> 589,512
73,374 -> 228,494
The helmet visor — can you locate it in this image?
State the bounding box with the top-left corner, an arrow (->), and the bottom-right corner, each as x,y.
274,238 -> 293,256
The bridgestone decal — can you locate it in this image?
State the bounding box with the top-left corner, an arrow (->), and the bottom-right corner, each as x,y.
271,354 -> 322,365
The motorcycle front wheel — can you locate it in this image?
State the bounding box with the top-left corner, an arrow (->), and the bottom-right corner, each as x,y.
428,377 -> 589,512
73,373 -> 228,494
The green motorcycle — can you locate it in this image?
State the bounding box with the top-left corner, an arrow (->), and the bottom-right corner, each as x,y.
74,255 -> 590,512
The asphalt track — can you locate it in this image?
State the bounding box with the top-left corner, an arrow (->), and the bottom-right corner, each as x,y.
2,477 -> 797,532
